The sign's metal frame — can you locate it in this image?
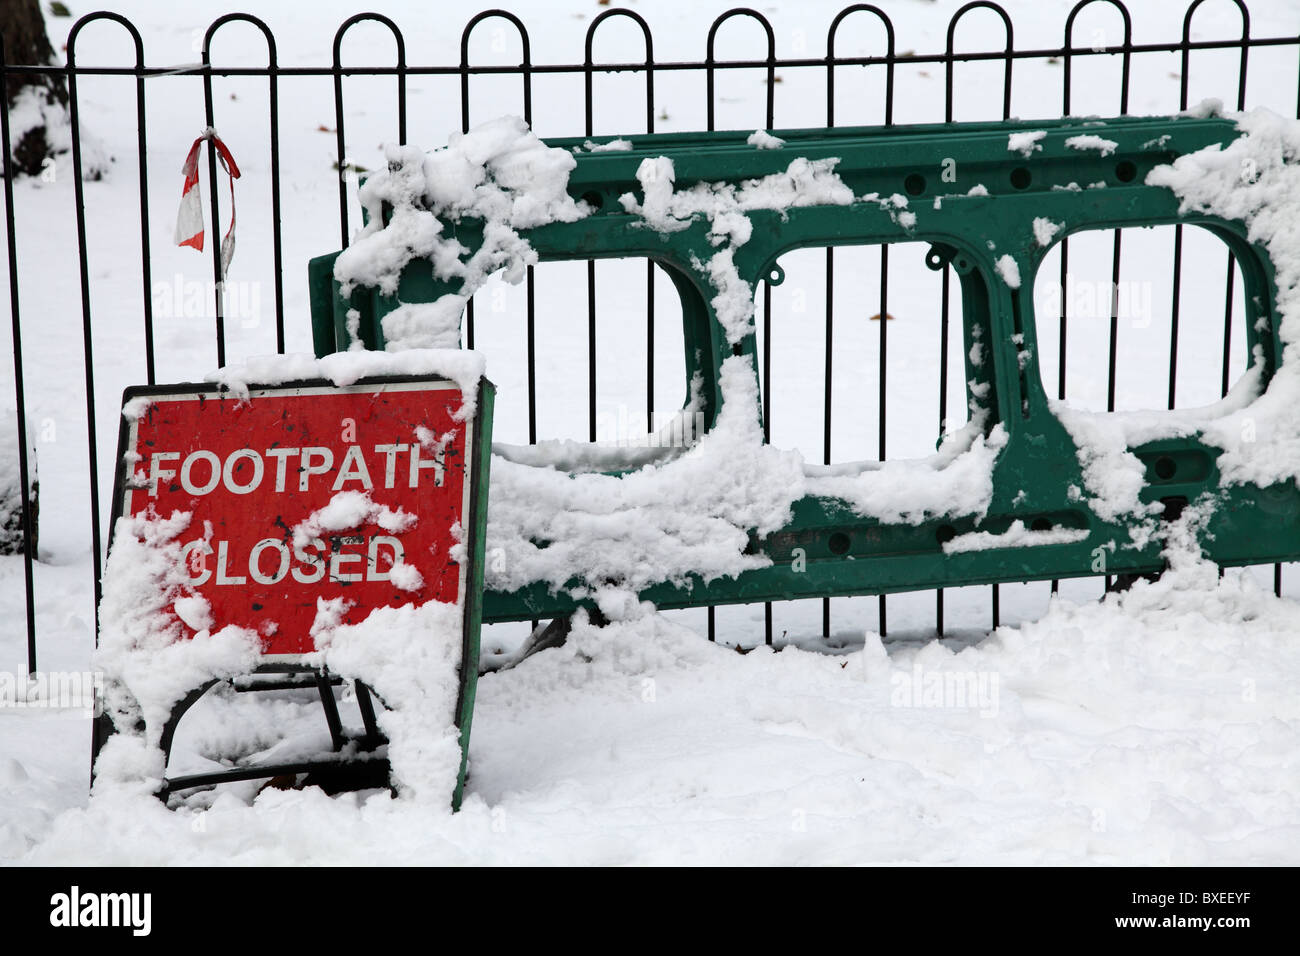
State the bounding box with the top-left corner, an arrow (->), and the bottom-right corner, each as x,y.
91,374 -> 495,810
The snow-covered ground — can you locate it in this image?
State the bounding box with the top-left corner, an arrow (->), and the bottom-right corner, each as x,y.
3,0 -> 1300,864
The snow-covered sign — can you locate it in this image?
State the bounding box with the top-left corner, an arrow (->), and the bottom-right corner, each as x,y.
93,371 -> 494,808
110,377 -> 480,659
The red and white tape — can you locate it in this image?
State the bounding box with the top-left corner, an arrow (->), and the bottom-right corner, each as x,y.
174,129 -> 241,278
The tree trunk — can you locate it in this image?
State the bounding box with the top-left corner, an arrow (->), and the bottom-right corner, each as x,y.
1,0 -> 69,177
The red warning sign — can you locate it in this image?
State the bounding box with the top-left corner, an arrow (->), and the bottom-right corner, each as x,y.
112,377 -> 475,658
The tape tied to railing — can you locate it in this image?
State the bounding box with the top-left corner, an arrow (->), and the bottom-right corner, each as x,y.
174,128 -> 241,278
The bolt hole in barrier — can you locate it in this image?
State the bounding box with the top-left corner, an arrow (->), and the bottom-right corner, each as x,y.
307,113 -> 1300,629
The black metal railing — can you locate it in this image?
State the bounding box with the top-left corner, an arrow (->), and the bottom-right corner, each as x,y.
3,2 -> 1297,676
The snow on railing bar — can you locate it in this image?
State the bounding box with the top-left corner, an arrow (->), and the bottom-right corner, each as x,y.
0,2 -> 1296,677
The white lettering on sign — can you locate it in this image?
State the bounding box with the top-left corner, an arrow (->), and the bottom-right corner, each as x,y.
409,442 -> 444,488
369,536 -> 403,581
293,537 -> 326,584
375,444 -> 403,489
223,448 -> 263,494
299,447 -> 333,491
266,447 -> 298,492
148,451 -> 179,496
249,538 -> 289,584
180,450 -> 220,495
143,443 -> 448,497
179,535 -> 406,586
180,539 -> 213,585
330,549 -> 363,583
216,540 -> 246,585
333,446 -> 373,490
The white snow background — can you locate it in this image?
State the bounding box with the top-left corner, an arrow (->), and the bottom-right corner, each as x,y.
2,0 -> 1300,864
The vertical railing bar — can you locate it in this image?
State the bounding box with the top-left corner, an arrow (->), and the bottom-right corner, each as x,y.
834,6 -> 899,641
703,8 -> 778,646
939,21 -> 956,638
703,14 -> 719,643
522,31 -> 536,443
1107,5 -> 1128,592
1174,0 -> 1251,602
133,49 -> 154,384
0,35 -> 39,676
397,38 -> 407,146
584,29 -> 597,444
201,38 -> 225,367
460,30 -> 474,352
763,11 -> 776,647
65,18 -> 116,631
586,261 -> 597,442
877,22 -> 896,639
646,39 -> 656,433
1169,15 -> 1197,420
524,259 -> 536,635
824,4 -> 900,642
459,11 -> 534,361
1171,0 -> 1192,414
646,257 -> 655,435
877,244 -> 889,638
521,22 -> 536,445
1285,38 -> 1300,598
1220,265 -> 1236,398
332,58 -> 348,251
1168,228 -> 1184,409
876,268 -> 886,459
947,1 -> 1014,633
995,8 -> 1013,630
460,11 -> 534,633
728,6 -> 773,647
268,50 -> 285,352
204,17 -> 284,356
584,11 -> 657,440
1106,237 -> 1123,415
1050,231 -> 1066,600
762,285 -> 772,446
1222,9 -> 1250,400
937,268 -> 952,627
822,243 -> 833,639
525,268 -> 536,444
1069,2 -> 1133,595
1053,17 -> 1072,597
823,25 -> 835,641
332,14 -> 406,249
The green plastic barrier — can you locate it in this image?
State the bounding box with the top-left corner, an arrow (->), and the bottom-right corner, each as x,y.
309,115 -> 1298,623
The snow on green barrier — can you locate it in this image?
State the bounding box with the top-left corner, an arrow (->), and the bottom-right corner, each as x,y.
307,106 -> 1300,625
